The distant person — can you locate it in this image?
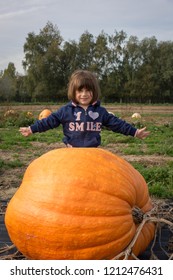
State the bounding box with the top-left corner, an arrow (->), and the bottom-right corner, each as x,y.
19,70 -> 150,147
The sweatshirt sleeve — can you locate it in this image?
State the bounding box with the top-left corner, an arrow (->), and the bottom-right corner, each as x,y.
103,110 -> 137,137
30,110 -> 62,133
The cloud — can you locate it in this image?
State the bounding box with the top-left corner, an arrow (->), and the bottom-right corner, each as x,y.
0,7 -> 43,20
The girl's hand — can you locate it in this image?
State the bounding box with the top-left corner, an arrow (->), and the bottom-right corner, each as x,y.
135,127 -> 150,139
19,127 -> 32,137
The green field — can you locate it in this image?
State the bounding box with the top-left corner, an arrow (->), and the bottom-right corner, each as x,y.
0,104 -> 173,199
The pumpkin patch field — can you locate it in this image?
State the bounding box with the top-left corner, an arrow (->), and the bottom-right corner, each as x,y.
0,104 -> 173,260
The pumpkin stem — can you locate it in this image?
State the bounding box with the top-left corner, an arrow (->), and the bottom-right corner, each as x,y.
132,206 -> 144,224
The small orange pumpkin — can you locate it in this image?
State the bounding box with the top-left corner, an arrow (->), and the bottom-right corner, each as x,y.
38,109 -> 52,120
5,148 -> 155,260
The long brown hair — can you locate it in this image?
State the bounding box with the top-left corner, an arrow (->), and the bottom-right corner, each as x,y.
68,70 -> 100,103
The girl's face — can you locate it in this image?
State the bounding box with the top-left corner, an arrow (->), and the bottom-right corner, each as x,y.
75,87 -> 93,108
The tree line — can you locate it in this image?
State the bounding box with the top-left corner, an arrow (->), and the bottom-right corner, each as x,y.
1,21 -> 173,104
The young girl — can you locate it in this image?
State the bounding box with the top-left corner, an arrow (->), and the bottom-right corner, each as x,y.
19,70 -> 150,147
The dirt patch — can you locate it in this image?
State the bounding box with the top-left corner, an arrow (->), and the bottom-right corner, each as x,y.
105,144 -> 173,165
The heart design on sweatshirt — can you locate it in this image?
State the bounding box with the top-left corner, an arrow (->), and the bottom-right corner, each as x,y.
88,111 -> 99,120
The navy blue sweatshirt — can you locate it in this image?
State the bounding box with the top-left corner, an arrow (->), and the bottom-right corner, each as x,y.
30,101 -> 137,147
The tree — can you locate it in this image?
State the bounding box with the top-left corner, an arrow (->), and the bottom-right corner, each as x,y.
102,30 -> 127,102
22,21 -> 63,101
76,31 -> 95,70
58,40 -> 79,92
0,63 -> 17,101
2,21 -> 172,104
94,31 -> 109,77
156,41 -> 173,102
122,36 -> 155,102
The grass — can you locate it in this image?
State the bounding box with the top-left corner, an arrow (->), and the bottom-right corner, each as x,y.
132,161 -> 173,199
0,107 -> 173,199
101,123 -> 173,156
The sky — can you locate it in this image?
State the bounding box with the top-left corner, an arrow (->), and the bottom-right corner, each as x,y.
0,0 -> 173,74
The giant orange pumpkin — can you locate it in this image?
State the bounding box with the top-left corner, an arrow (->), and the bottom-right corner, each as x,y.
38,109 -> 52,120
5,148 -> 155,260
